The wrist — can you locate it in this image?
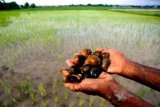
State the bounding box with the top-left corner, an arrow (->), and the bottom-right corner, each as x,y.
122,59 -> 136,77
100,81 -> 128,106
99,80 -> 120,100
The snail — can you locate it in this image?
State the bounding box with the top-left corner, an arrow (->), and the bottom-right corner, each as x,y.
63,74 -> 83,83
102,52 -> 110,59
84,55 -> 101,66
73,55 -> 86,66
92,51 -> 103,60
60,48 -> 111,83
80,49 -> 92,57
101,58 -> 110,71
86,67 -> 102,78
81,65 -> 92,73
69,66 -> 81,74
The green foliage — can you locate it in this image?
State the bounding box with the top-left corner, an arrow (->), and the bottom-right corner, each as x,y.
0,80 -> 11,95
89,96 -> 94,107
29,91 -> 36,104
17,78 -> 37,104
100,98 -> 106,107
17,79 -> 34,94
69,101 -> 75,107
38,83 -> 46,97
79,97 -> 85,107
0,1 -> 20,10
63,88 -> 69,100
41,100 -> 48,107
24,2 -> 29,8
54,96 -> 59,104
110,9 -> 160,17
138,86 -> 150,97
30,3 -> 36,8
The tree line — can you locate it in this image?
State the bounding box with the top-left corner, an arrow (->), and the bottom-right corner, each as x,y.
0,0 -> 36,10
69,4 -> 160,9
0,0 -> 160,10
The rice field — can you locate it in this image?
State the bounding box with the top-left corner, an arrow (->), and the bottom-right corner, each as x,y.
0,9 -> 160,107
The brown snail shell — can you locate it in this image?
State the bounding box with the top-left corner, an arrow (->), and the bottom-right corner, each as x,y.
81,65 -> 92,73
80,49 -> 92,57
64,74 -> 82,83
93,51 -> 103,60
69,66 -> 81,74
102,52 -> 110,59
87,67 -> 102,78
101,58 -> 110,71
73,55 -> 86,66
84,55 -> 101,66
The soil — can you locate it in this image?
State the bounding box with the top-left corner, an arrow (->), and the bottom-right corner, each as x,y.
0,52 -> 159,107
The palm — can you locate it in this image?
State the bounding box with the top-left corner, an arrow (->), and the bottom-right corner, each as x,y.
64,72 -> 115,95
96,48 -> 127,74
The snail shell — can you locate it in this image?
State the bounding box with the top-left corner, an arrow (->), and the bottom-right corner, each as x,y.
80,49 -> 92,57
81,65 -> 92,73
84,55 -> 101,66
73,55 -> 86,66
64,74 -> 82,83
101,58 -> 110,71
92,51 -> 103,60
87,67 -> 102,78
102,52 -> 110,59
69,66 -> 81,74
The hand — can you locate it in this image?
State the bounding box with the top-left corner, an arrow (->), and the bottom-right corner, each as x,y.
96,48 -> 130,75
61,60 -> 118,97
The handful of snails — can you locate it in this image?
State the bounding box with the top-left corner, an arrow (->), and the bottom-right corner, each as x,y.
60,49 -> 110,83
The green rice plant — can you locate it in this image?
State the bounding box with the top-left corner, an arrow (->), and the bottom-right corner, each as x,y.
53,79 -> 58,89
69,101 -> 75,107
17,80 -> 33,95
21,103 -> 27,107
88,96 -> 94,107
29,91 -> 36,104
56,55 -> 64,61
138,86 -> 150,97
76,92 -> 80,99
17,78 -> 37,104
11,91 -> 21,105
0,80 -> 11,95
63,86 -> 69,100
41,100 -> 49,107
11,98 -> 17,105
38,82 -> 46,97
52,79 -> 58,96
99,98 -> 106,107
79,97 -> 85,107
54,96 -> 59,104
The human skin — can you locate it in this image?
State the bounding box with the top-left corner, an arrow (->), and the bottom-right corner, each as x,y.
96,48 -> 160,92
61,59 -> 152,107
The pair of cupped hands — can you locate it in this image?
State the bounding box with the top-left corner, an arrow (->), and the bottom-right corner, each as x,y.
61,48 -> 129,96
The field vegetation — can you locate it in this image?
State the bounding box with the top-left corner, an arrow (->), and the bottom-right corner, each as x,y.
0,7 -> 160,107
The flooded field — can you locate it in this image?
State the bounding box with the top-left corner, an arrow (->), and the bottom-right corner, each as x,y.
0,10 -> 160,107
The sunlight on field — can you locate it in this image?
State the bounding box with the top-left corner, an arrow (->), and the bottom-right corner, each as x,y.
0,10 -> 160,106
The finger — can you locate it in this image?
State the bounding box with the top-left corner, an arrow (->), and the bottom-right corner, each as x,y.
60,68 -> 70,76
74,53 -> 79,56
65,83 -> 80,92
95,48 -> 105,52
73,84 -> 81,92
98,72 -> 110,79
66,59 -> 74,67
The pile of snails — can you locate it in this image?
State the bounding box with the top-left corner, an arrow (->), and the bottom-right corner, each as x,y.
61,49 -> 110,83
